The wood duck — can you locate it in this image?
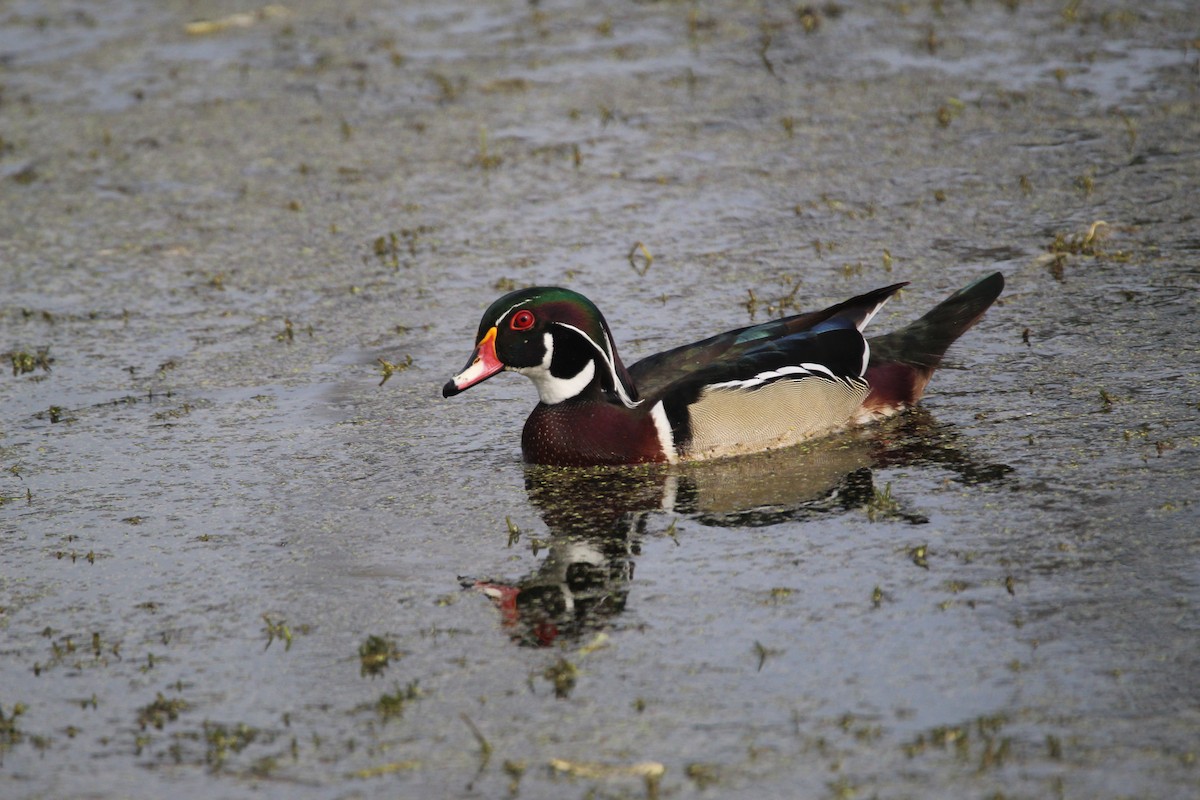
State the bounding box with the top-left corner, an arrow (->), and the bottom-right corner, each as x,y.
443,273 -> 1004,466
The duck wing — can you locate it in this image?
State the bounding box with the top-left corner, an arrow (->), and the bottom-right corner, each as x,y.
629,282 -> 905,398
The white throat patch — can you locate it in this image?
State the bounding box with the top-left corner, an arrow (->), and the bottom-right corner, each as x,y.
552,322 -> 642,409
513,332 -> 597,405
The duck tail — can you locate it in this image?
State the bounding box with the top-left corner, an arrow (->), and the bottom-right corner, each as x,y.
861,272 -> 1004,414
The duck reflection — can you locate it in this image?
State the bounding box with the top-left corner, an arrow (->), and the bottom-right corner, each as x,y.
470,410 -> 1011,646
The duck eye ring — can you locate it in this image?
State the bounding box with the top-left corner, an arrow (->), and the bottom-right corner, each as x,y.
509,309 -> 535,331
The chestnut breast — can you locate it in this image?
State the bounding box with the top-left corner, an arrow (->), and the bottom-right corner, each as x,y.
522,400 -> 665,466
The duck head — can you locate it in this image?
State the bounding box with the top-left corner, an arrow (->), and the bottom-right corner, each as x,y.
442,287 -> 640,407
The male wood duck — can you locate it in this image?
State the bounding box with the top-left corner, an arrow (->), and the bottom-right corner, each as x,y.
443,273 -> 1004,466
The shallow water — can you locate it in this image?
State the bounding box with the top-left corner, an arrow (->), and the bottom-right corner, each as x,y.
2,1 -> 1197,798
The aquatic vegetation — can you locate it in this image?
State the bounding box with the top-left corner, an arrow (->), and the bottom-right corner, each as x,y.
504,515 -> 521,546
32,631 -> 118,675
1,702 -> 27,753
137,693 -> 188,730
203,722 -> 259,769
627,241 -> 653,276
6,347 -> 53,376
376,355 -> 412,386
346,759 -> 421,779
542,657 -> 578,698
374,680 -> 419,722
904,713 -> 1014,775
686,761 -> 720,789
461,712 -> 492,763
865,482 -> 900,522
185,5 -> 288,36
358,635 -> 400,678
2,0 -> 1195,797
502,758 -> 527,795
373,226 -> 435,268
261,614 -> 293,651
476,125 -> 502,170
549,758 -> 665,798
753,640 -> 783,671
1042,221 -> 1129,280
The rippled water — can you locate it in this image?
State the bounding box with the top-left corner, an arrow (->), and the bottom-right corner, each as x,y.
2,1 -> 1197,798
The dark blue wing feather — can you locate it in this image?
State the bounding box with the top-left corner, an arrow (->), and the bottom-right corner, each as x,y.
630,283 -> 902,398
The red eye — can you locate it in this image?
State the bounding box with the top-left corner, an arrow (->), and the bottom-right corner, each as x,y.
510,309 -> 535,331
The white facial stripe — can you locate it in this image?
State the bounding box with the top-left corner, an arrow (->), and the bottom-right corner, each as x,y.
496,298 -> 533,327
650,400 -> 679,464
552,322 -> 642,409
513,332 -> 597,405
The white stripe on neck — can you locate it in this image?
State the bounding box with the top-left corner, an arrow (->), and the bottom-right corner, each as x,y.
552,322 -> 641,409
513,332 -> 596,405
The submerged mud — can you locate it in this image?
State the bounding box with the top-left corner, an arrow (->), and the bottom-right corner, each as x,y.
1,1 -> 1197,798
